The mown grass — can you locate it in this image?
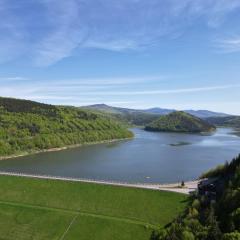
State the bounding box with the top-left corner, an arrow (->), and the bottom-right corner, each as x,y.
64,215 -> 153,240
0,175 -> 187,240
0,203 -> 74,240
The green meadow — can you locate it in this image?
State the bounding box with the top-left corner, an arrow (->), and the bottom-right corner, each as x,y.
0,175 -> 187,240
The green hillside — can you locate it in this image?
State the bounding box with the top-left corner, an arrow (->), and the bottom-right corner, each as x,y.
145,111 -> 216,133
152,155 -> 240,239
0,97 -> 133,157
82,104 -> 160,126
206,115 -> 240,129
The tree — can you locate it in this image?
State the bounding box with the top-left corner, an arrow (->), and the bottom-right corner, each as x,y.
222,232 -> 240,240
150,231 -> 160,240
182,231 -> 195,240
207,206 -> 222,240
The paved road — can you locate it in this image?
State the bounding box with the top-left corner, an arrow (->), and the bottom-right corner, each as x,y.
0,171 -> 198,194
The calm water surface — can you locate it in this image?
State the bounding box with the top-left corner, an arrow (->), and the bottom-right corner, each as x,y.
0,128 -> 240,183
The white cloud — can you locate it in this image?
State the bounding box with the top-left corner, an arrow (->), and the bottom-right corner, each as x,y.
1,77 -> 239,104
82,39 -> 140,52
0,75 -> 169,99
1,76 -> 239,114
32,0 -> 86,66
70,84 -> 240,96
1,0 -> 240,66
0,76 -> 28,81
46,75 -> 168,86
216,37 -> 240,53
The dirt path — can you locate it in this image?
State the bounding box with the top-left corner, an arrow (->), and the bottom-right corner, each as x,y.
59,214 -> 79,240
0,171 -> 198,194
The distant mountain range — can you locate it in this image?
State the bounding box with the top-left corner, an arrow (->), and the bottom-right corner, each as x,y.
83,104 -> 230,119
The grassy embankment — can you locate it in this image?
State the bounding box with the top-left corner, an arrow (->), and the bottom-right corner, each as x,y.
0,175 -> 187,240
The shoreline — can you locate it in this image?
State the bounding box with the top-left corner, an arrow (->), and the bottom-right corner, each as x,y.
1,127 -> 237,161
0,137 -> 132,161
144,128 -> 216,135
0,171 -> 198,194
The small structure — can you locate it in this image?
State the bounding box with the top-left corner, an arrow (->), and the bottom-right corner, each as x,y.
198,178 -> 218,202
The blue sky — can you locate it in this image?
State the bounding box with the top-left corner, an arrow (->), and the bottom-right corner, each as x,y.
0,0 -> 240,114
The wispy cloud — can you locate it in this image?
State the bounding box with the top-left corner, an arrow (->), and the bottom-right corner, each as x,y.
46,75 -> 168,86
0,74 -> 169,99
1,79 -> 239,102
216,37 -> 240,53
72,84 -> 240,96
33,0 -> 87,66
0,76 -> 28,81
1,0 -> 240,66
1,76 -> 239,114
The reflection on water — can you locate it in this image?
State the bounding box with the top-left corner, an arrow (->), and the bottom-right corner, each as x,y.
0,128 -> 239,184
169,142 -> 192,147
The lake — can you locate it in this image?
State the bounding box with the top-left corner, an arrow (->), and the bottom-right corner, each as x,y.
0,128 -> 240,183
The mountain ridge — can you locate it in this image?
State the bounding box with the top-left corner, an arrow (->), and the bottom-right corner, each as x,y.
83,104 -> 231,118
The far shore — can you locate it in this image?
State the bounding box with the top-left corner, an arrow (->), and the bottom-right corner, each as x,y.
0,137 -> 132,161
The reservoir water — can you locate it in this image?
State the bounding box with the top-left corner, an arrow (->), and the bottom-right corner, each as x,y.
0,128 -> 239,183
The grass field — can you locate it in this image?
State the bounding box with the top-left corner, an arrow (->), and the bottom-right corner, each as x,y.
0,175 -> 187,240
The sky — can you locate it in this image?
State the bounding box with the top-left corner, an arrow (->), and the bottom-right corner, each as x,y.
0,0 -> 240,114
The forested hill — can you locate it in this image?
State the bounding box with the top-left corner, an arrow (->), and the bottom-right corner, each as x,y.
82,104 -> 160,126
152,155 -> 240,239
145,111 -> 216,133
0,97 -> 55,114
206,115 -> 240,129
0,97 -> 133,157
